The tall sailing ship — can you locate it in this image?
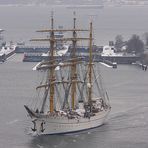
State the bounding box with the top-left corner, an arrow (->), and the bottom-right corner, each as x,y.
24,15 -> 111,135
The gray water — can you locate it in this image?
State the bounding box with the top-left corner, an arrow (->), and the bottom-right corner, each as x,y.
0,5 -> 148,148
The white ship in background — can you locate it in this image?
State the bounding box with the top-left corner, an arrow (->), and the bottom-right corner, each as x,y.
24,15 -> 111,135
0,29 -> 16,62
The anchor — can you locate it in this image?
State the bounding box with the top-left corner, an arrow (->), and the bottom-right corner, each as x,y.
31,120 -> 37,132
40,121 -> 45,133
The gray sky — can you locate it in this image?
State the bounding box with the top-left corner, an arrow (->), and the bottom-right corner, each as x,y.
0,0 -> 103,5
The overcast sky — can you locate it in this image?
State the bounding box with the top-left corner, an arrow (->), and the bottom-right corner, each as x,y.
0,0 -> 102,5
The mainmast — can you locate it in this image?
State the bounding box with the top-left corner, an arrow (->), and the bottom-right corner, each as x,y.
88,22 -> 93,103
71,15 -> 77,110
49,14 -> 55,113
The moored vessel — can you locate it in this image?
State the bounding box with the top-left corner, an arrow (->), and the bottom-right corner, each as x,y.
0,29 -> 16,62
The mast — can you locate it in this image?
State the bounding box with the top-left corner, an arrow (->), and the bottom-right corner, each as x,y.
71,14 -> 77,110
88,22 -> 93,103
49,14 -> 55,113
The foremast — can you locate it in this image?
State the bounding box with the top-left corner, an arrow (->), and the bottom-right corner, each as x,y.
30,15 -> 57,113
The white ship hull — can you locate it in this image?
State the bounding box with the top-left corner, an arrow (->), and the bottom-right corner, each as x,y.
31,108 -> 110,135
0,44 -> 16,62
24,18 -> 111,136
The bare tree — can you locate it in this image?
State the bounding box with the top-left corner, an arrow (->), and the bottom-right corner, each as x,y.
126,34 -> 144,54
143,32 -> 148,46
114,35 -> 124,52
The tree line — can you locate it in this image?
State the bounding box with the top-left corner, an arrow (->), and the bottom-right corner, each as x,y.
114,33 -> 148,64
114,33 -> 148,54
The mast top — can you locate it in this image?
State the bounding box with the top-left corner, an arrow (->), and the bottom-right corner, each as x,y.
50,11 -> 54,30
73,11 -> 76,20
51,11 -> 54,18
73,11 -> 76,17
